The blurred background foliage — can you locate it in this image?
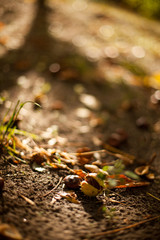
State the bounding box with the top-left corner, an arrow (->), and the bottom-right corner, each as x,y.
92,0 -> 160,19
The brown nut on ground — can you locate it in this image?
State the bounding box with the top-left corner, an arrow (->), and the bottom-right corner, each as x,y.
0,177 -> 4,191
80,173 -> 105,197
64,175 -> 82,189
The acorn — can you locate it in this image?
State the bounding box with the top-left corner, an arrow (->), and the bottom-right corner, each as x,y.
64,175 -> 82,189
0,177 -> 4,192
80,173 -> 106,197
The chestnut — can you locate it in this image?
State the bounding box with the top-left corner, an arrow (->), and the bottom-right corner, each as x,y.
0,177 -> 4,192
64,175 -> 82,189
80,173 -> 106,197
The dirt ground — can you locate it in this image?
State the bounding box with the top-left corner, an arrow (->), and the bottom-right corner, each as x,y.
0,0 -> 160,240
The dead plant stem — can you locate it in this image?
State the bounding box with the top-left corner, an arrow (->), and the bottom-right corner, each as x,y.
43,177 -> 63,197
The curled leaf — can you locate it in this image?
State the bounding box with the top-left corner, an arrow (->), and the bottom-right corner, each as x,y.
134,165 -> 149,176
59,191 -> 80,204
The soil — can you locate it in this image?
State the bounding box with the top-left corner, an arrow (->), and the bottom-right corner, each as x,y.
0,0 -> 160,240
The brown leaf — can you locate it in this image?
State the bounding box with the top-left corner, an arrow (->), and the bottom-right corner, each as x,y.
58,191 -> 80,204
108,174 -> 150,189
73,169 -> 87,179
134,165 -> 149,176
30,148 -> 50,164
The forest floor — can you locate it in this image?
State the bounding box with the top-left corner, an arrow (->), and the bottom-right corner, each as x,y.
0,0 -> 160,240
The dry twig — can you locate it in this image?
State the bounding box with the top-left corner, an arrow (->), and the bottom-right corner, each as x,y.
92,215 -> 160,238
19,194 -> 35,205
43,177 -> 63,197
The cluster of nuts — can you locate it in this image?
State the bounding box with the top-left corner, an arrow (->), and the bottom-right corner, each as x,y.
64,173 -> 106,197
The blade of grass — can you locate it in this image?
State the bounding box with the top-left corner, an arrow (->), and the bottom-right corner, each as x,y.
2,100 -> 20,139
147,192 -> 160,202
1,100 -> 41,141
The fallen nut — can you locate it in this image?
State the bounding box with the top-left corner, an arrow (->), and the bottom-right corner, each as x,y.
80,173 -> 105,197
64,175 -> 82,189
0,177 -> 4,192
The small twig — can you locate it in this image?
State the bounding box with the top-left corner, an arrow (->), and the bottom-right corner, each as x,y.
19,194 -> 35,205
147,192 -> 160,202
43,177 -> 63,197
70,149 -> 106,156
148,152 -> 156,165
104,144 -> 135,164
71,147 -> 135,164
92,215 -> 160,238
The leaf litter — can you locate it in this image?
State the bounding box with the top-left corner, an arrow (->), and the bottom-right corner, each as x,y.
0,100 -> 158,237
0,102 -> 154,193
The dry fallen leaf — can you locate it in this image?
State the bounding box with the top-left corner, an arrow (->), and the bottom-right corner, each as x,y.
0,224 -> 23,240
73,169 -> 87,179
134,165 -> 149,176
50,194 -> 62,205
30,148 -> 50,164
58,191 -> 80,204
